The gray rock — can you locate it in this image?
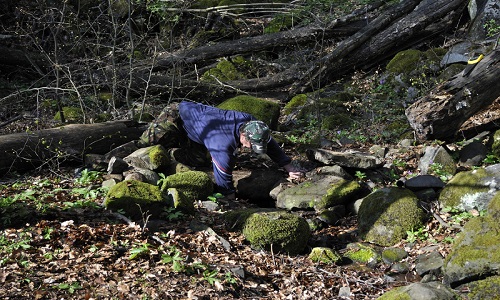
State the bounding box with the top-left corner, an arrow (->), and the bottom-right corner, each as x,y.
378,282 -> 456,300
318,205 -> 346,225
443,215 -> 500,286
276,175 -> 366,211
415,251 -> 444,276
459,140 -> 488,167
381,247 -> 408,264
234,169 -> 284,207
124,145 -> 169,171
418,145 -> 456,178
104,141 -> 140,161
107,156 -> 129,174
306,148 -> 383,169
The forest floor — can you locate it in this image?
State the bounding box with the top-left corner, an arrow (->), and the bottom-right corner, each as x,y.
0,143 -> 464,299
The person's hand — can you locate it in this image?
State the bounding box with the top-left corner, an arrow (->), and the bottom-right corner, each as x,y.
284,163 -> 304,179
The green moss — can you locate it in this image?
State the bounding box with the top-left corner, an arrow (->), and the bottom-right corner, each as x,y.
160,170 -> 213,201
284,94 -> 307,115
344,243 -> 379,263
439,168 -> 489,208
491,129 -> 500,158
358,188 -> 425,246
444,215 -> 500,267
264,14 -> 296,34
321,113 -> 353,130
54,106 -> 83,123
148,145 -> 169,169
104,180 -> 167,219
317,179 -> 363,210
377,287 -> 412,300
308,247 -> 342,264
223,208 -> 279,231
381,248 -> 408,264
242,211 -> 311,255
217,95 -> 281,130
202,60 -> 245,82
488,192 -> 500,218
165,187 -> 194,214
467,276 -> 500,300
386,49 -> 422,74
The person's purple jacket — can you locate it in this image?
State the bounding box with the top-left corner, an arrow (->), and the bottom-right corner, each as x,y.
179,101 -> 291,194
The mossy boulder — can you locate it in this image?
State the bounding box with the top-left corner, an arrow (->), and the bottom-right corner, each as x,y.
241,210 -> 311,255
201,59 -> 245,82
309,247 -> 342,264
491,129 -> 500,158
343,243 -> 379,264
438,166 -> 500,211
443,213 -> 500,286
124,145 -> 170,171
284,94 -> 307,115
104,180 -> 168,219
54,106 -> 83,123
381,247 -> 408,264
165,187 -> 194,214
223,208 -> 280,231
160,170 -> 213,201
276,176 -> 366,211
386,49 -> 422,74
466,276 -> 500,300
377,282 -> 456,300
217,95 -> 281,130
358,187 -> 425,246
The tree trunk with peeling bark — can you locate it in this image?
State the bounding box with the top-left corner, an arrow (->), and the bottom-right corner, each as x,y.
405,50 -> 500,141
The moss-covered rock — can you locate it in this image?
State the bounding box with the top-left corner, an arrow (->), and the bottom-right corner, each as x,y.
309,247 -> 342,264
377,282 -> 456,300
242,211 -> 311,255
276,176 -> 366,211
165,187 -> 194,214
160,170 -> 213,201
443,215 -> 500,286
202,59 -> 245,81
217,95 -> 281,130
104,180 -> 168,219
54,106 -> 83,123
284,94 -> 307,115
491,129 -> 500,158
466,275 -> 500,300
223,208 -> 280,231
386,49 -> 423,74
343,243 -> 379,264
381,247 -> 408,264
358,187 -> 425,246
438,168 -> 493,211
123,145 -> 170,171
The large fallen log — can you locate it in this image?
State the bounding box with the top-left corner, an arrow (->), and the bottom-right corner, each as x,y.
0,121 -> 147,175
405,50 -> 500,141
290,0 -> 467,95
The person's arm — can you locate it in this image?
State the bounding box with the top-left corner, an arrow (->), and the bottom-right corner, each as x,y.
266,138 -> 304,179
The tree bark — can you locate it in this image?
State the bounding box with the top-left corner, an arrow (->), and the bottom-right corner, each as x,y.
153,2 -> 385,70
289,0 -> 468,95
0,121 -> 147,175
405,50 -> 500,141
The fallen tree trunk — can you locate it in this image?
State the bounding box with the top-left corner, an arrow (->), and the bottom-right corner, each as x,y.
153,2 -> 385,69
0,121 -> 147,175
405,50 -> 500,141
290,0 -> 467,95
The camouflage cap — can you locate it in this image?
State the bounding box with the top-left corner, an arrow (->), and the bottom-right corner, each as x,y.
241,120 -> 271,154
